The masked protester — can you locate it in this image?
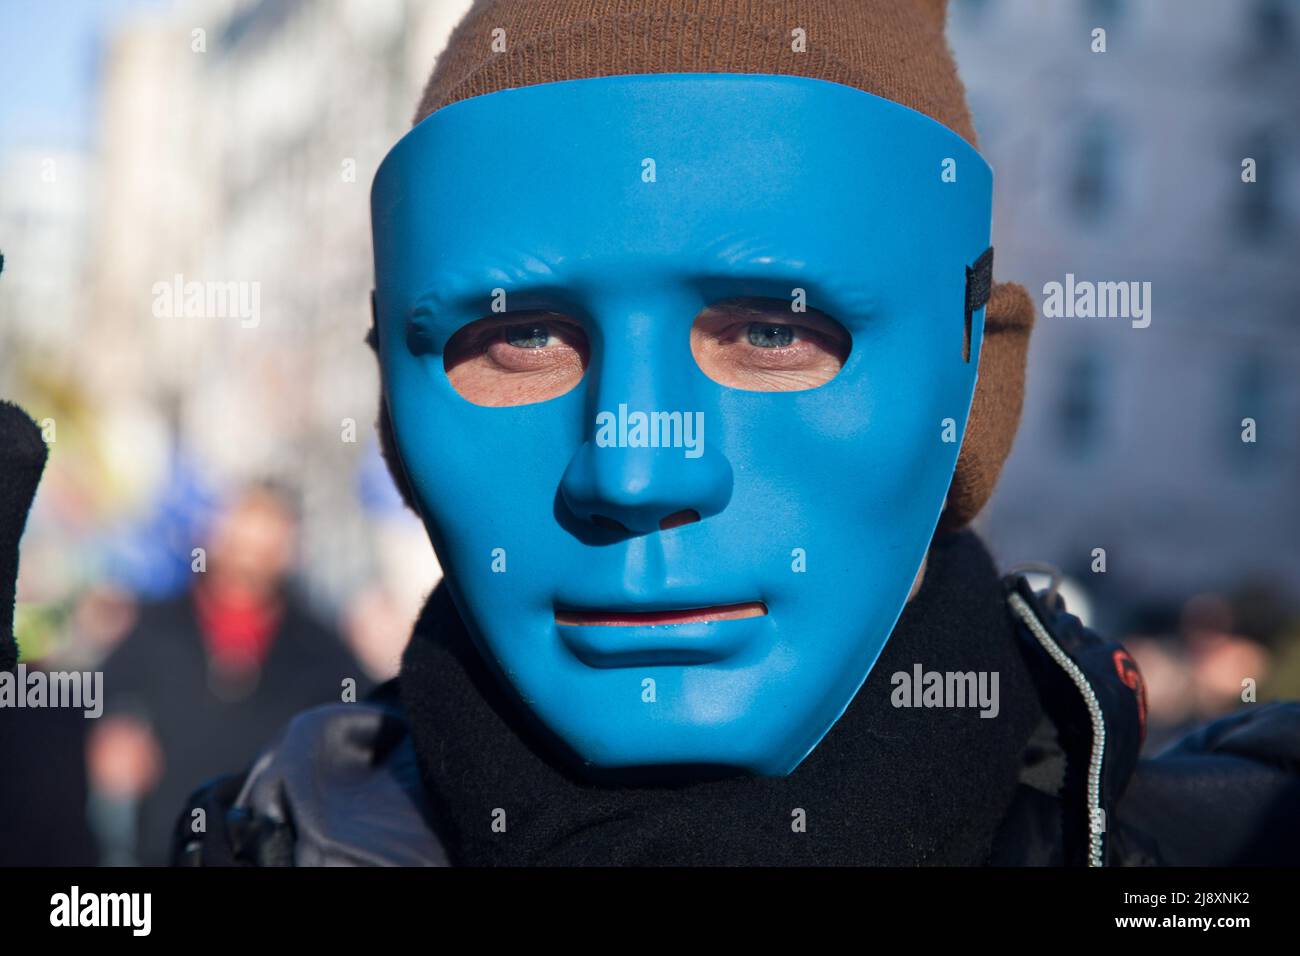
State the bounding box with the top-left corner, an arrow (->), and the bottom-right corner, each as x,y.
4,0 -> 1298,868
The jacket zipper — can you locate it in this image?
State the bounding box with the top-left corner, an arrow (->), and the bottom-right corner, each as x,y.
1007,591 -> 1107,867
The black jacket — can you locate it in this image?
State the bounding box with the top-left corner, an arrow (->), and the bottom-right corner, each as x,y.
173,568 -> 1300,867
104,588 -> 364,865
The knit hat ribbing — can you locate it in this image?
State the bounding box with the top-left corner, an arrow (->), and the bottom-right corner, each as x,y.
417,0 -> 974,145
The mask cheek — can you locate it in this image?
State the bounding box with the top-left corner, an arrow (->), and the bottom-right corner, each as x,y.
389,381 -> 584,585
851,373 -> 960,512
381,363 -> 469,552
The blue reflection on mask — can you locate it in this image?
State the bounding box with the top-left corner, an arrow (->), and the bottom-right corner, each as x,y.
372,74 -> 992,775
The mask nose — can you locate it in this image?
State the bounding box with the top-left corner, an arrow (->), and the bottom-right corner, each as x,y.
558,311 -> 733,537
559,435 -> 733,536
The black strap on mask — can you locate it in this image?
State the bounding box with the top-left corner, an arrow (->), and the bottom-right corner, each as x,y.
964,246 -> 994,362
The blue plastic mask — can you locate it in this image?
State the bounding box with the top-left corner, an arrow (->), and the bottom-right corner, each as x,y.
372,74 -> 992,775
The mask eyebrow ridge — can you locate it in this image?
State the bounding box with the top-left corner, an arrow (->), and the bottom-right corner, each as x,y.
406,253 -> 564,318
702,240 -> 877,317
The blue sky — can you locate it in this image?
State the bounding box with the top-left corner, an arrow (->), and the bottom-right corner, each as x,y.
0,0 -> 171,153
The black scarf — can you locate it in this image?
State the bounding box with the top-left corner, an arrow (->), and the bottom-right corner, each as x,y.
399,530 -> 1042,865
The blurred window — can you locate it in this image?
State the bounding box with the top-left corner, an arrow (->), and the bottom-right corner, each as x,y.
1237,129 -> 1277,240
1225,353 -> 1270,474
1250,0 -> 1291,57
1069,115 -> 1117,222
1057,351 -> 1106,459
1085,0 -> 1124,22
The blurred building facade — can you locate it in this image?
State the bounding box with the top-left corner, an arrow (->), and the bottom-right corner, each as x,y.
3,0 -> 469,642
88,0 -> 469,609
1,0 -> 1296,645
950,0 -> 1300,628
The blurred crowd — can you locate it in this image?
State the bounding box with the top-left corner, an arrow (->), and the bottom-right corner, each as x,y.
4,477 -> 428,865
7,476 -> 1295,866
1,0 -> 459,866
1122,587 -> 1300,751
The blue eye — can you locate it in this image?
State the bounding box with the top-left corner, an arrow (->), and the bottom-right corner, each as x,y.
505,323 -> 551,349
747,323 -> 795,348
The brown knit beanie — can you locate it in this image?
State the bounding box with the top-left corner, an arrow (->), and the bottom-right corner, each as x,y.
385,0 -> 1034,530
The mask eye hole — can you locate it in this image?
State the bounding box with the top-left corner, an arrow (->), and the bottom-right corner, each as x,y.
690,297 -> 851,392
444,311 -> 589,407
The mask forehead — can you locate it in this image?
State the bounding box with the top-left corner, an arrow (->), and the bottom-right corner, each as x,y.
373,74 -> 990,332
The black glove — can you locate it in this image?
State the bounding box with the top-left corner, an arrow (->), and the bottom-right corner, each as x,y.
0,401 -> 48,673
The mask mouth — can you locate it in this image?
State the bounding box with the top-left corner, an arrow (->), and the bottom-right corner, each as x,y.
554,601 -> 767,628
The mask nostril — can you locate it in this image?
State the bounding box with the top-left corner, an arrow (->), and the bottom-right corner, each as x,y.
659,509 -> 700,531
591,514 -> 630,533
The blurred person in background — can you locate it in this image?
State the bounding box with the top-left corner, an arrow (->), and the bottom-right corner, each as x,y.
86,481 -> 364,865
1120,633 -> 1196,753
1182,593 -> 1272,721
1124,586 -> 1295,753
1264,612 -> 1300,705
